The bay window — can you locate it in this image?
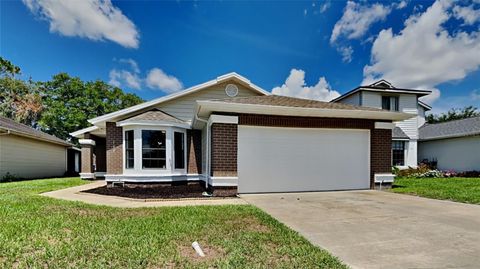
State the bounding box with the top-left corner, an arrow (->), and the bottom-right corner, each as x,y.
123,127 -> 187,174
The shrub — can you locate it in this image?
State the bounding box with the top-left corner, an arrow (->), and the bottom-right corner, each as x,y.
0,172 -> 24,183
457,171 -> 480,178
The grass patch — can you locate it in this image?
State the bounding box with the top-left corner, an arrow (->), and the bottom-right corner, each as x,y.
0,178 -> 346,268
391,177 -> 480,204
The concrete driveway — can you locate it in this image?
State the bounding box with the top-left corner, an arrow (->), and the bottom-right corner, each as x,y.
242,190 -> 480,269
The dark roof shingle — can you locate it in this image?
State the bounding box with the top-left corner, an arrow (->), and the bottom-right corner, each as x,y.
393,127 -> 409,139
419,116 -> 480,140
209,95 -> 385,112
121,110 -> 186,124
0,116 -> 71,146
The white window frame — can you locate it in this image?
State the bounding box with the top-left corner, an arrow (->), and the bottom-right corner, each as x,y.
122,125 -> 187,175
172,128 -> 187,174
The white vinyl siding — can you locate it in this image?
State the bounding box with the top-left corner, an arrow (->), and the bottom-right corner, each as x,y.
0,135 -> 67,179
156,83 -> 261,122
340,92 -> 361,106
417,104 -> 427,127
419,136 -> 480,171
362,91 -> 382,108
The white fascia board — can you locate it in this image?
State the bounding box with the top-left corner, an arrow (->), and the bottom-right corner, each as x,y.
375,122 -> 396,129
79,139 -> 96,146
69,126 -> 99,138
208,115 -> 239,125
89,73 -> 269,126
116,120 -> 191,129
197,101 -> 415,121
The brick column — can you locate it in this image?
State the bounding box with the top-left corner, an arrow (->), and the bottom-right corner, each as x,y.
79,134 -> 96,179
370,128 -> 392,188
210,123 -> 237,177
106,122 -> 123,175
187,129 -> 202,174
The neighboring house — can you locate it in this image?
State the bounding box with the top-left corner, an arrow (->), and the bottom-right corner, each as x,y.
71,73 -> 412,194
418,116 -> 480,171
0,116 -> 80,179
331,80 -> 432,168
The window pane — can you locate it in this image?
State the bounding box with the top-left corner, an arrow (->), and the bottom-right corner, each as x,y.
382,96 -> 390,110
392,96 -> 399,111
142,130 -> 166,169
174,132 -> 185,169
125,130 -> 134,169
392,141 -> 405,166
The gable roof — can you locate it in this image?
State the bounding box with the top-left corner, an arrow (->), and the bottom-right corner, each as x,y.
392,127 -> 409,139
196,95 -> 415,121
88,72 -> 270,127
419,116 -> 480,141
0,116 -> 71,146
116,110 -> 188,128
331,80 -> 431,103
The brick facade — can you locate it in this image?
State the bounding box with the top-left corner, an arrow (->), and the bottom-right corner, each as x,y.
81,145 -> 93,174
106,122 -> 123,174
370,129 -> 393,188
210,123 -> 238,177
186,129 -> 202,174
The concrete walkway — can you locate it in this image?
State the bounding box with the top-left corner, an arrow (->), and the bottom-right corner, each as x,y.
41,181 -> 247,208
242,190 -> 480,269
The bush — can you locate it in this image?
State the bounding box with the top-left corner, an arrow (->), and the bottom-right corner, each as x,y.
395,164 -> 432,177
0,172 -> 24,183
458,171 -> 480,178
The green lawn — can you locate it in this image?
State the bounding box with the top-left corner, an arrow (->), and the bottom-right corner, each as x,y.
0,178 -> 345,268
392,177 -> 480,204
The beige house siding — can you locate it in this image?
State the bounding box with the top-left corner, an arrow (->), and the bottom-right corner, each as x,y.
0,135 -> 67,179
156,82 -> 262,122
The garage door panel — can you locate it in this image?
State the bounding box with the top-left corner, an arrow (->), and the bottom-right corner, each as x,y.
238,126 -> 370,193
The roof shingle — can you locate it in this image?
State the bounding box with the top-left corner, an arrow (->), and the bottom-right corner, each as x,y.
120,110 -> 186,124
0,116 -> 71,146
419,116 -> 480,140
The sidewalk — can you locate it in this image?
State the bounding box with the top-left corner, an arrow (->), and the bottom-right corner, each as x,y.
41,181 -> 247,208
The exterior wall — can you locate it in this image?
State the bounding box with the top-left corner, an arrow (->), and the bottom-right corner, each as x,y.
237,114 -> 392,188
419,136 -> 480,171
156,82 -> 262,123
81,145 -> 94,174
186,129 -> 202,174
417,104 -> 426,127
92,135 -> 106,172
210,123 -> 237,177
340,92 -> 361,106
0,135 -> 66,179
362,91 -> 382,108
106,122 -> 123,175
371,129 -> 393,188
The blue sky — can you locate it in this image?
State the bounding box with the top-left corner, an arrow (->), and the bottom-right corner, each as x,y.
1,0 -> 479,113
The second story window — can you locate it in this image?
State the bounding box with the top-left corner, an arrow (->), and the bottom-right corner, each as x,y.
382,96 -> 399,111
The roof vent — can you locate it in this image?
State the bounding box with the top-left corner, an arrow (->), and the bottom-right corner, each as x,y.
225,84 -> 239,97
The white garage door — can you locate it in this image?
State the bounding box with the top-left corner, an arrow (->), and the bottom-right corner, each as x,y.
238,126 -> 370,193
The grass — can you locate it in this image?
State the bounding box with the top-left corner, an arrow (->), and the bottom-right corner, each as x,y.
391,177 -> 480,204
0,178 -> 346,268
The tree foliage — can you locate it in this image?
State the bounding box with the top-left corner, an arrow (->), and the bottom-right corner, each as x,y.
0,57 -> 143,142
426,106 -> 480,124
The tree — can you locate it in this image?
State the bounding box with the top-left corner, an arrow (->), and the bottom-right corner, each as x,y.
0,57 -> 43,126
39,73 -> 143,141
426,106 -> 480,124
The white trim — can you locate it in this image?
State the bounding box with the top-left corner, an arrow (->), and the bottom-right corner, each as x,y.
88,72 -> 270,126
375,122 -> 395,129
197,100 -> 414,121
70,126 -> 99,138
208,115 -> 239,125
374,173 -> 395,183
117,120 -> 190,129
105,174 -> 205,183
95,172 -> 106,177
78,139 -> 96,146
210,176 -> 238,187
332,87 -> 431,103
80,173 -> 95,179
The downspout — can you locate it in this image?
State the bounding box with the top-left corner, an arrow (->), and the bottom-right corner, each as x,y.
194,107 -> 210,188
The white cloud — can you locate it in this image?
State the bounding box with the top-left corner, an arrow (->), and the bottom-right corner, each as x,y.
146,68 -> 183,93
108,59 -> 141,89
23,0 -> 139,48
272,69 -> 341,101
337,46 -> 353,63
320,1 -> 331,13
330,1 -> 392,44
453,4 -> 480,25
363,0 -> 480,105
396,1 -> 408,10
429,89 -> 480,114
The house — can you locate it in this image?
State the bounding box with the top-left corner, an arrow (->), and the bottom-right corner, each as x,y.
331,80 -> 432,168
418,116 -> 480,171
0,116 -> 80,179
71,73 -> 413,194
